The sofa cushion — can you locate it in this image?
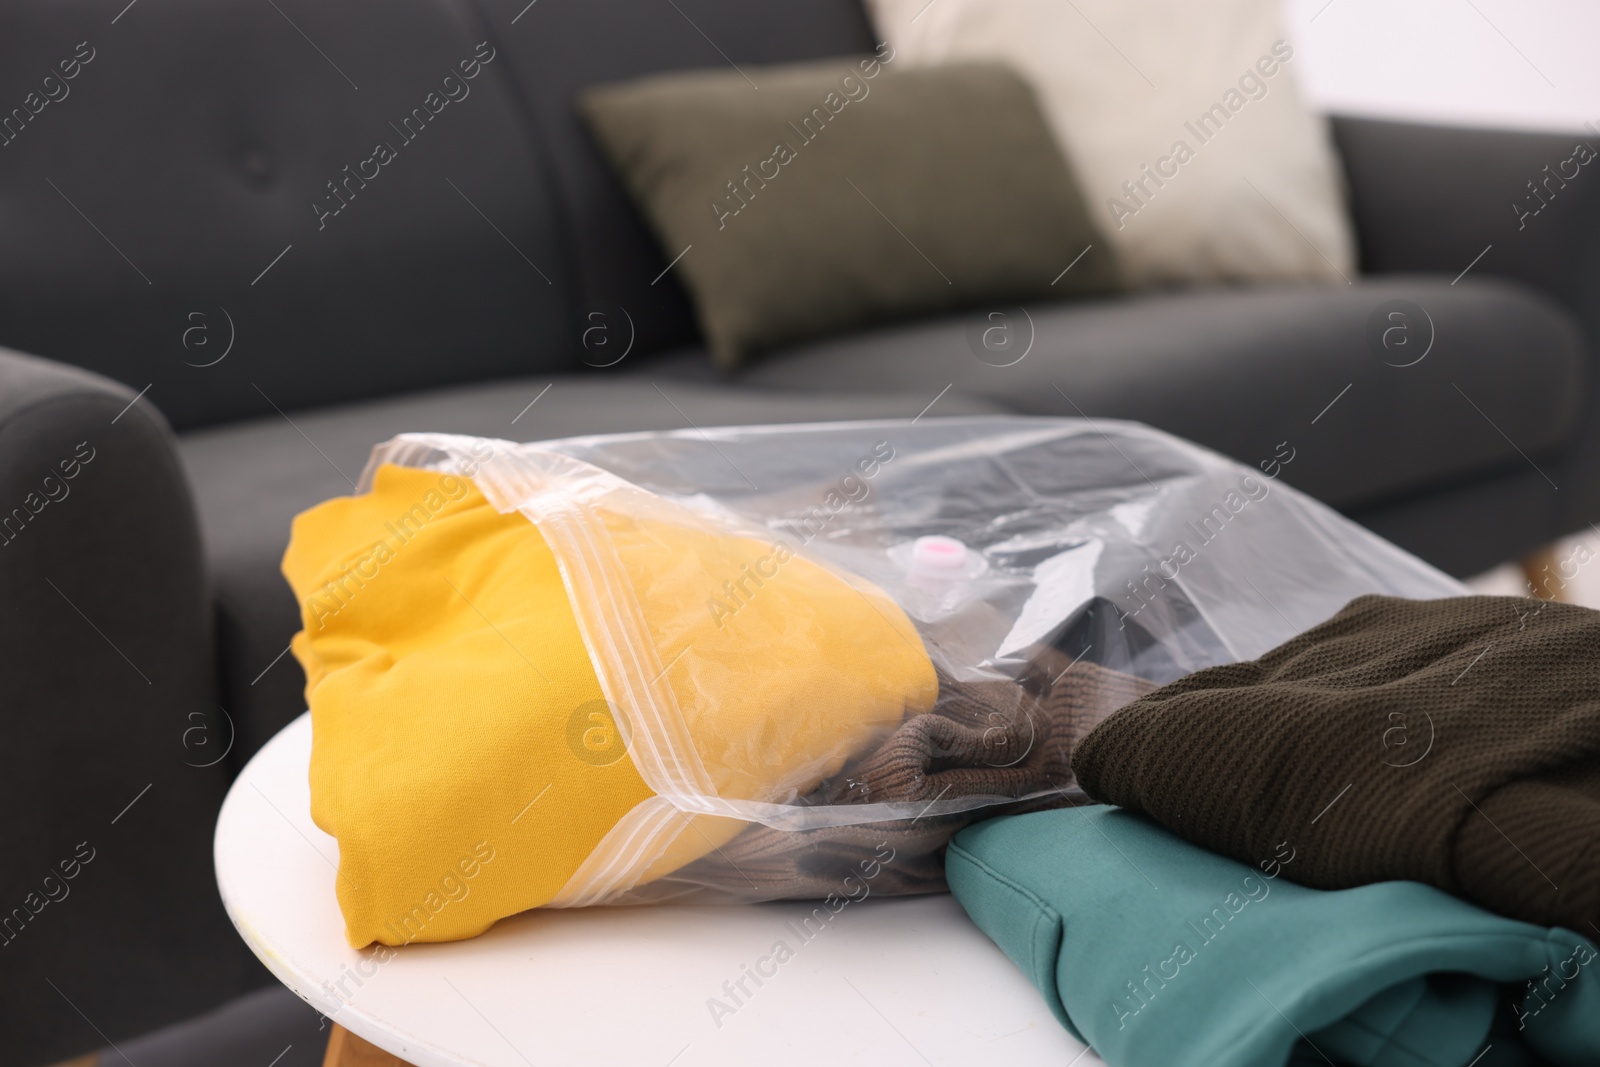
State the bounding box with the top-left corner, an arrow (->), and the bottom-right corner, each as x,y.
580,59 -> 1116,367
718,276 -> 1586,511
865,0 -> 1356,289
177,377 -> 1005,767
482,0 -> 879,360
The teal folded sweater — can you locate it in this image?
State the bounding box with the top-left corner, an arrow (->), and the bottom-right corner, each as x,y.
947,807 -> 1600,1067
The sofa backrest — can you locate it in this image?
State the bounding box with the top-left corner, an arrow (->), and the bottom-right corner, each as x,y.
0,0 -> 875,430
485,0 -> 877,364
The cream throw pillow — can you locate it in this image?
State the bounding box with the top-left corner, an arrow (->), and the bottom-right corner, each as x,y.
864,0 -> 1356,288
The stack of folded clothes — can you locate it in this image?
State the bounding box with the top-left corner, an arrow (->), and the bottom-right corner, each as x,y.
950,595 -> 1600,1067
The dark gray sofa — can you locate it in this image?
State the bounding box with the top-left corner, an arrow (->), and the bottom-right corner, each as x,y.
2,0 -> 1596,1062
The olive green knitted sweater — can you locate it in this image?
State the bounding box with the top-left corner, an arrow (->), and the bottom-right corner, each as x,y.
1072,594 -> 1600,933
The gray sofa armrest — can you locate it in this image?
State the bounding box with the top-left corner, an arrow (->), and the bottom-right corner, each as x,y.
1333,115 -> 1600,537
0,349 -> 263,1063
1332,114 -> 1600,343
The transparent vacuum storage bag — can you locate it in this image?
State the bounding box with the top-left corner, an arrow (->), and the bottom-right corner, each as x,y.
332,417 -> 1463,922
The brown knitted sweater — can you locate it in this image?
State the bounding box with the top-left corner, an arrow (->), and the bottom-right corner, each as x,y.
655,657 -> 1158,901
816,658 -> 1159,807
1072,594 -> 1600,933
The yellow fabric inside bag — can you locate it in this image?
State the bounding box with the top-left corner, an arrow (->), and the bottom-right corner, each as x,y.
283,463 -> 935,946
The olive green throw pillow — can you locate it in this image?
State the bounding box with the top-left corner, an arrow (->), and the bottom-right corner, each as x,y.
580,59 -> 1118,369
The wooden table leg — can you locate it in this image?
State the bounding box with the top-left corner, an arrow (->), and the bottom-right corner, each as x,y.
323,1024 -> 417,1067
1522,544 -> 1567,601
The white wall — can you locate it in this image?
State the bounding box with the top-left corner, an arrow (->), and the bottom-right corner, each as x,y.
1284,0 -> 1600,132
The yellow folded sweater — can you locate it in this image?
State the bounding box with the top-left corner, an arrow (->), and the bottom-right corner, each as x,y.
283,463 -> 935,946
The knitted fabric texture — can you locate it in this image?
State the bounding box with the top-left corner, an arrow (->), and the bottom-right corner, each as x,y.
817,658 -> 1159,805
1072,594 -> 1600,932
670,657 -> 1158,899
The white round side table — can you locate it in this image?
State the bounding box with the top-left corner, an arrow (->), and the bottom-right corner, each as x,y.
215,713 -> 1099,1067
